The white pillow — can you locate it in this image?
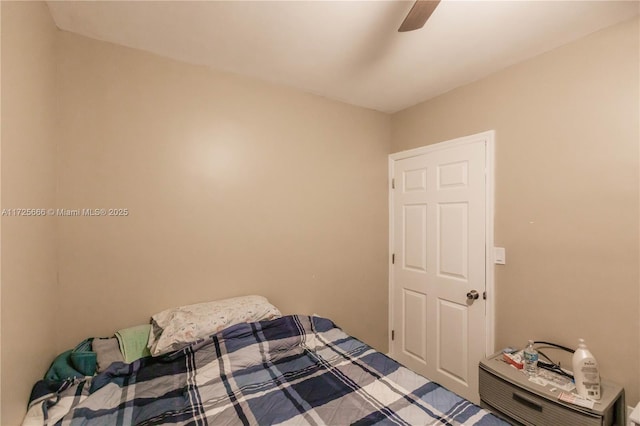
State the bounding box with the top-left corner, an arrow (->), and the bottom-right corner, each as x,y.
148,295 -> 281,356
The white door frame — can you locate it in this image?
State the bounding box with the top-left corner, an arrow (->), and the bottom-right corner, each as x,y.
388,130 -> 496,359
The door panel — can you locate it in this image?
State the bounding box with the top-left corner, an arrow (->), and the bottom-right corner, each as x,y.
402,289 -> 427,362
403,168 -> 427,192
390,136 -> 488,403
437,298 -> 468,383
438,161 -> 468,189
438,202 -> 468,280
403,204 -> 427,272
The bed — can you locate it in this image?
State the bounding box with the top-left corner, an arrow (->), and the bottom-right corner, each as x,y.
24,308 -> 506,425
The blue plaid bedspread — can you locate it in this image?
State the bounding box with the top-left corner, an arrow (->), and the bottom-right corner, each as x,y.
24,315 -> 506,425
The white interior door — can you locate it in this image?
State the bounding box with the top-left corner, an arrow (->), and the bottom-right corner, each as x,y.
389,132 -> 492,403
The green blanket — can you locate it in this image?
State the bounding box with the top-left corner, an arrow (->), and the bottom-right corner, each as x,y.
115,324 -> 151,363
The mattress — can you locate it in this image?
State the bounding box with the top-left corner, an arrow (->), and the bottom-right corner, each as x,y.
24,315 -> 507,425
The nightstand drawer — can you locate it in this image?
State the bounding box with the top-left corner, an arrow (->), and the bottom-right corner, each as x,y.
480,368 -> 602,426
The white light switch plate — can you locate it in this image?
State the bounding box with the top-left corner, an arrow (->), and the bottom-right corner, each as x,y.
494,247 -> 506,265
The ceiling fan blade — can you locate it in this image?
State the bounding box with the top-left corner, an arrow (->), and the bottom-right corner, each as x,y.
398,0 -> 441,32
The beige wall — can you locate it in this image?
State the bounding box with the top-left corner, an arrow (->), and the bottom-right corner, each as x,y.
1,2 -> 59,424
392,18 -> 640,405
55,32 -> 391,353
2,3 -> 638,422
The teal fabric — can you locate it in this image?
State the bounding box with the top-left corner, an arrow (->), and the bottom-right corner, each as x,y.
44,338 -> 98,381
70,351 -> 97,376
44,350 -> 84,381
74,338 -> 93,353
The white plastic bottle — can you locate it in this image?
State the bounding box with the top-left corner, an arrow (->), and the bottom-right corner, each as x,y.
572,338 -> 601,400
523,340 -> 538,376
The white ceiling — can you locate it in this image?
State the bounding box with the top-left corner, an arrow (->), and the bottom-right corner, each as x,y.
46,1 -> 639,113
